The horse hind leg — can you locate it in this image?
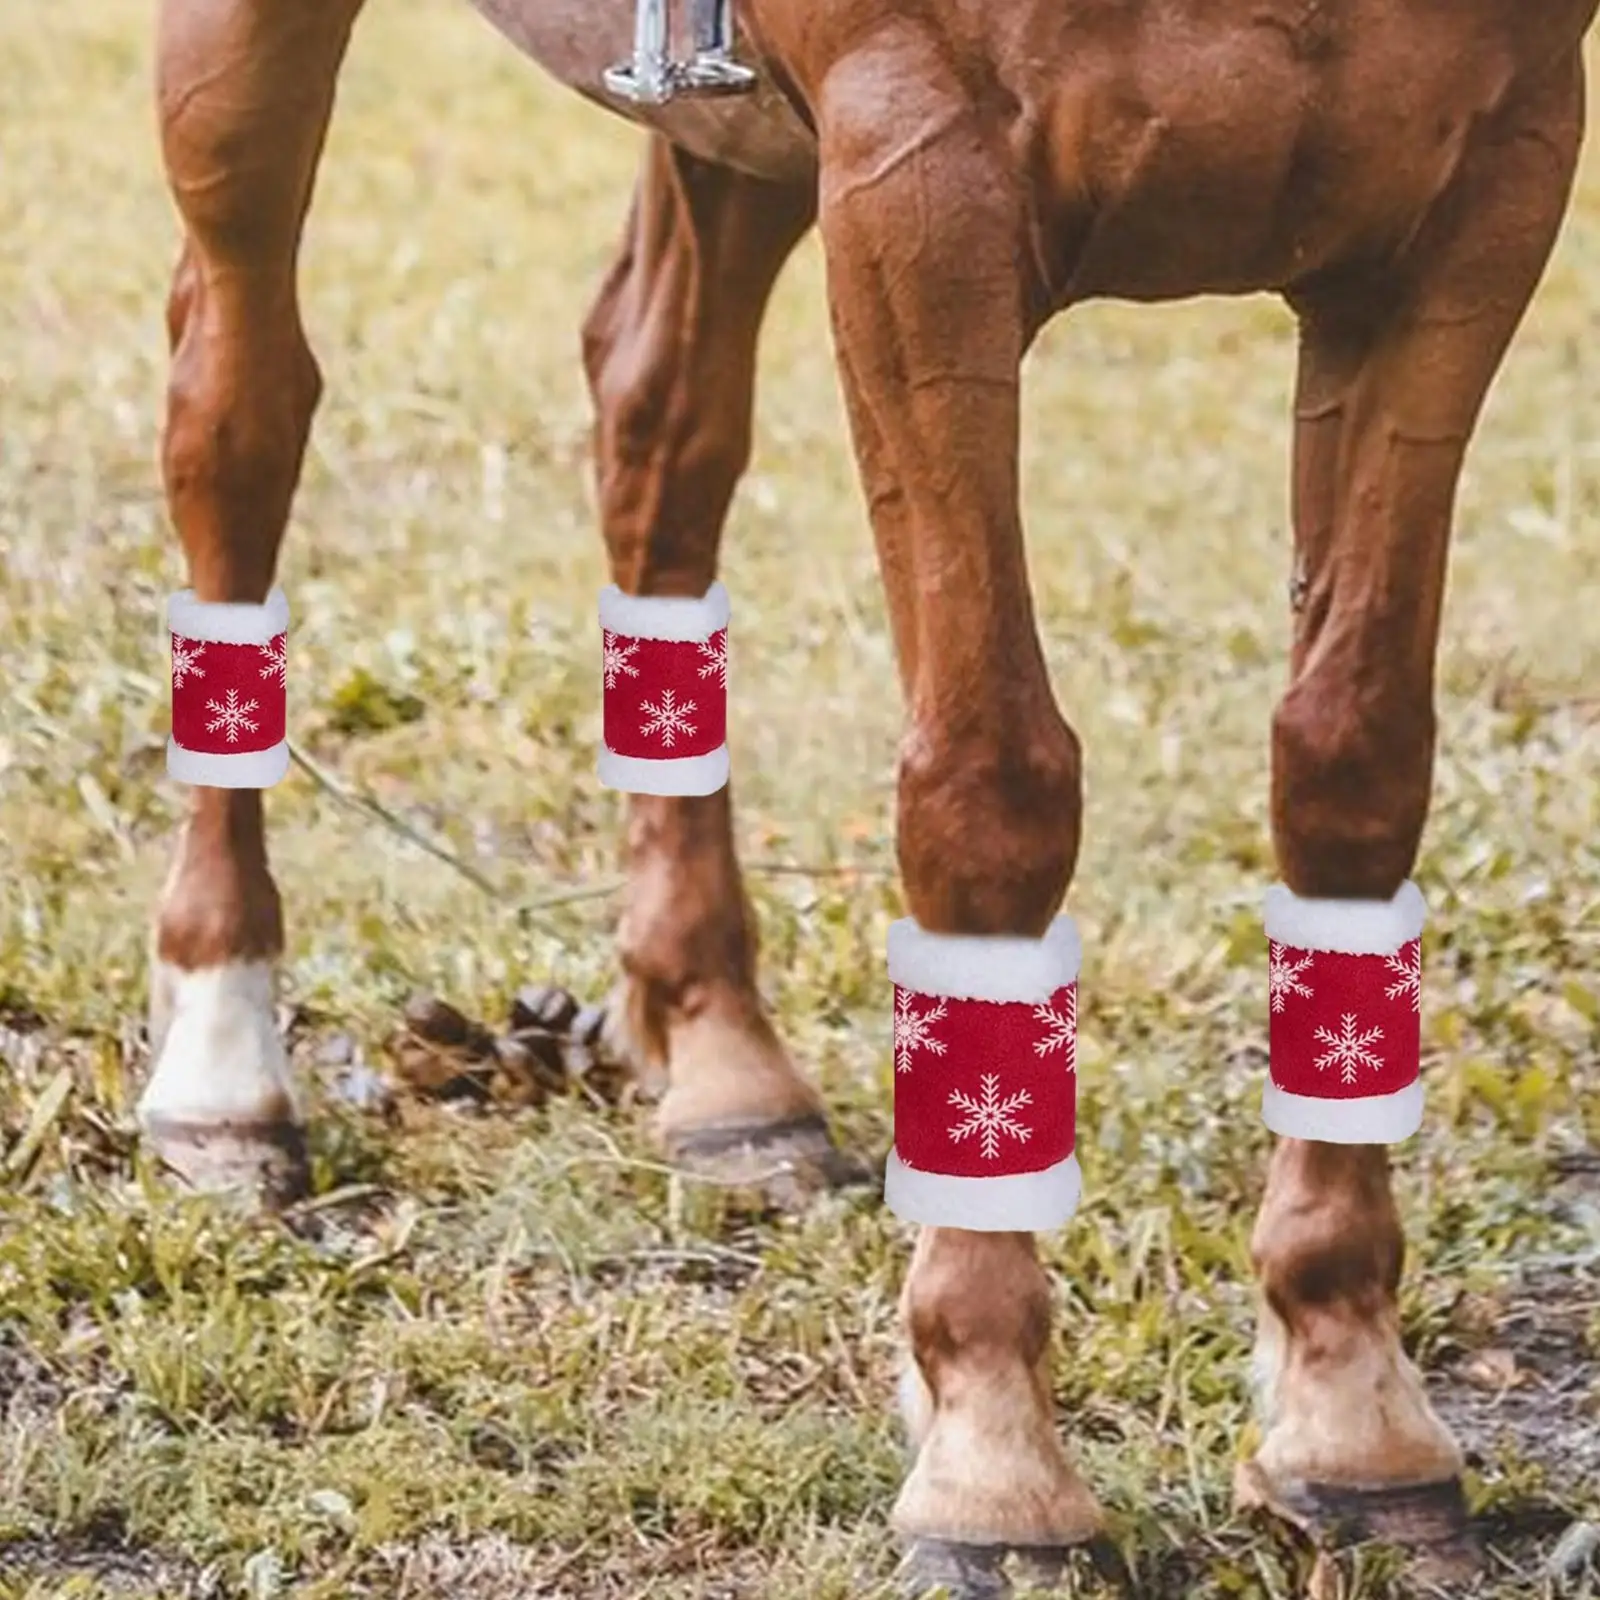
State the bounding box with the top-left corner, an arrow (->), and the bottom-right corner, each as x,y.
581,140 -> 861,1195
140,0 -> 364,1199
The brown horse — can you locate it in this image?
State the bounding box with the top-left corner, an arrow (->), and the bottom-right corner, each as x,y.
140,0 -> 1597,1588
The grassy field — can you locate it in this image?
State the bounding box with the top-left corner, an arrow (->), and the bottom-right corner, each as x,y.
2,3 -> 1599,1596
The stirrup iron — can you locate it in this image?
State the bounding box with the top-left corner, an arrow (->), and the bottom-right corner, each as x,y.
604,0 -> 757,104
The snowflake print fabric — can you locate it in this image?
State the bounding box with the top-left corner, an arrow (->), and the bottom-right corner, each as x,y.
948,1075 -> 1034,1159
171,631 -> 286,757
167,588 -> 290,788
894,991 -> 948,1074
891,975 -> 1077,1181
1266,931 -> 1422,1103
205,688 -> 261,744
639,688 -> 698,748
257,635 -> 288,688
696,632 -> 729,689
1384,945 -> 1422,1011
883,915 -> 1083,1230
597,585 -> 730,796
603,634 -> 725,760
1269,948 -> 1315,1013
171,637 -> 206,690
602,632 -> 640,690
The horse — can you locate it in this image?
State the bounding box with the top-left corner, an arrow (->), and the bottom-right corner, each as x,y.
139,0 -> 1599,1589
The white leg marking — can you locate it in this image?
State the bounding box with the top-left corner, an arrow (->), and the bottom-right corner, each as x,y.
139,960 -> 297,1123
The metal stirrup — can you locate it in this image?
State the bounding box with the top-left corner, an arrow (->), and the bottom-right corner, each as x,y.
604,0 -> 757,103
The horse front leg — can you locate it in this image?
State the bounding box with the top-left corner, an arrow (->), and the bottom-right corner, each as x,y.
815,50 -> 1104,1596
139,0 -> 364,1198
581,140 -> 858,1192
1241,53 -> 1585,1573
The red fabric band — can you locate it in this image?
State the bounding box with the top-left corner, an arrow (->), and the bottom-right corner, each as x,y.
1268,937 -> 1422,1100
171,632 -> 287,757
892,982 -> 1077,1180
602,627 -> 728,762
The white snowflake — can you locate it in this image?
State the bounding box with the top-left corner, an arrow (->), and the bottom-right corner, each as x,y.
893,990 -> 947,1075
205,689 -> 260,744
639,689 -> 697,748
1269,944 -> 1316,1013
171,637 -> 206,690
602,631 -> 640,690
947,1074 -> 1034,1160
697,630 -> 729,690
1312,1012 -> 1385,1085
1384,943 -> 1422,1012
258,634 -> 287,687
1032,991 -> 1076,1070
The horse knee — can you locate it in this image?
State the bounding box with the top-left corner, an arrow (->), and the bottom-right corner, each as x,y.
897,704 -> 1082,935
1270,673 -> 1435,897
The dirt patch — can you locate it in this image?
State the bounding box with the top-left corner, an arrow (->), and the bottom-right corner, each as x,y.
1439,1262 -> 1600,1486
0,1534 -> 206,1597
0,1327 -> 64,1428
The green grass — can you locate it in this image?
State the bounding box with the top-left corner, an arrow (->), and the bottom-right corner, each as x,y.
2,3 -> 1599,1596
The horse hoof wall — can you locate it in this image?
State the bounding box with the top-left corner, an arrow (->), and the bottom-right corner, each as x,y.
1236,1459 -> 1481,1581
665,1112 -> 876,1208
897,1536 -> 1128,1600
140,1113 -> 309,1208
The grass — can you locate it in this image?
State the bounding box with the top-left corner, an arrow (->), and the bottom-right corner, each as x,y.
2,2 -> 1599,1596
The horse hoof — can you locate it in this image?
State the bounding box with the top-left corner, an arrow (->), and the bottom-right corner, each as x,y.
1235,1458 -> 1481,1580
664,1111 -> 876,1207
897,1536 -> 1129,1599
140,1113 -> 309,1208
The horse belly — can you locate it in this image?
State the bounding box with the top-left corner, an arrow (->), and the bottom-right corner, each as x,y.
464,0 -> 817,185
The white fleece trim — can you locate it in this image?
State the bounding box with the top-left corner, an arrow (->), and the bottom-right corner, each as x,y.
1262,1078 -> 1423,1144
887,915 -> 1081,1003
168,587 -> 289,645
1263,880 -> 1426,955
598,581 -> 730,642
168,737 -> 290,789
598,743 -> 728,796
885,1149 -> 1081,1231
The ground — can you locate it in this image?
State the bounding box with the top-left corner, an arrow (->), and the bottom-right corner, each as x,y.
1,4 -> 1598,1597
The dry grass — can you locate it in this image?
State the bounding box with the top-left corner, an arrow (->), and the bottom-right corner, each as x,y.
2,3 -> 1598,1596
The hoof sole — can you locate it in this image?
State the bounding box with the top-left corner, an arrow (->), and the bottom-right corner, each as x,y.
1237,1459 -> 1480,1581
664,1112 -> 876,1205
898,1536 -> 1128,1600
141,1113 -> 309,1208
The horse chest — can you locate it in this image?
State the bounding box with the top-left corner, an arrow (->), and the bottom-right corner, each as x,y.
463,0 -> 816,184
1042,13 -> 1536,302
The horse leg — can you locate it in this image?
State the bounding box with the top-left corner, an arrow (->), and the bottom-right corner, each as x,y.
814,64 -> 1103,1593
581,141 -> 854,1188
1240,54 -> 1584,1570
139,0 -> 363,1197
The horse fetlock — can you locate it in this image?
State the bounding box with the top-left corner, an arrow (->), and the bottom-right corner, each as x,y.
893,1231 -> 1098,1546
